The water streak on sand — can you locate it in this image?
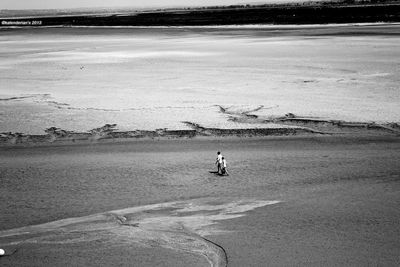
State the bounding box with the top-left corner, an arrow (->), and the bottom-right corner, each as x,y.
0,198 -> 280,267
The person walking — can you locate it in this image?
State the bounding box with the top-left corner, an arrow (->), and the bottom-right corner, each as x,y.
216,151 -> 223,174
221,157 -> 228,176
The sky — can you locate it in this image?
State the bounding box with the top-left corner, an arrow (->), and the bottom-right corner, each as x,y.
0,0 -> 311,10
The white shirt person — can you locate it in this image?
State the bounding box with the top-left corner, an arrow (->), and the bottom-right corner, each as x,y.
216,151 -> 223,174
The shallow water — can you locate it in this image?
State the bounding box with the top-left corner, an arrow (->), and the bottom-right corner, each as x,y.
1,24 -> 399,134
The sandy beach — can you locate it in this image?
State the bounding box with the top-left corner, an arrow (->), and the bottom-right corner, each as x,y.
0,136 -> 399,266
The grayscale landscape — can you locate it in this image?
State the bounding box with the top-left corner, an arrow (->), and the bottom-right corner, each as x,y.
0,2 -> 399,266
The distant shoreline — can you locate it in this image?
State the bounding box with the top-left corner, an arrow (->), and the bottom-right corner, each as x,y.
1,2 -> 400,27
1,21 -> 400,29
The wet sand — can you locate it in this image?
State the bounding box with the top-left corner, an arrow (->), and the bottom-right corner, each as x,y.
0,136 -> 399,266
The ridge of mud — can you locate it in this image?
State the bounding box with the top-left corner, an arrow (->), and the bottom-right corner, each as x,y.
1,100 -> 398,146
0,94 -> 50,102
218,105 -> 400,135
0,123 -> 326,147
1,116 -> 399,146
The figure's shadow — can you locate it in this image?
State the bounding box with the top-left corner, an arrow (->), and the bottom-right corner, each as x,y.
209,171 -> 226,176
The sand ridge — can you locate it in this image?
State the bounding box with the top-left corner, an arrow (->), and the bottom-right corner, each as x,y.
1,99 -> 398,146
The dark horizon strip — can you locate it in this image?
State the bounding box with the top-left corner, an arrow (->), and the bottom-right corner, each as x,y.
1,3 -> 400,26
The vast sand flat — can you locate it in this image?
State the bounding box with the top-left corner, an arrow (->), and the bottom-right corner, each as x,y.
0,136 -> 399,266
1,24 -> 399,134
1,23 -> 399,266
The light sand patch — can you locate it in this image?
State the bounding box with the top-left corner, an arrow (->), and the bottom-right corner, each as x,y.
21,50 -> 220,64
0,198 -> 280,267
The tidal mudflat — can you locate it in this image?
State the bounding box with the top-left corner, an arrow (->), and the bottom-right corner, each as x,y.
1,24 -> 399,137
